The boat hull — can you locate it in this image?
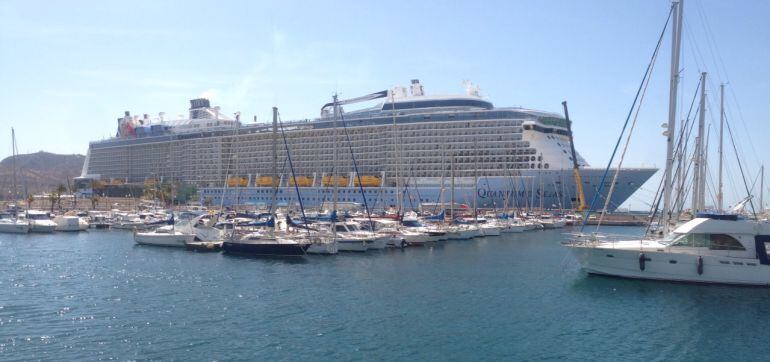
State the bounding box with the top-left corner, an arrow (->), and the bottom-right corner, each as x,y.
222,241 -> 310,256
307,241 -> 339,254
29,222 -> 56,233
134,232 -> 194,247
336,239 -> 368,252
570,245 -> 770,286
0,222 -> 29,234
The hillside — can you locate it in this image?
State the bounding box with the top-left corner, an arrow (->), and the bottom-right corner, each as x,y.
0,151 -> 85,199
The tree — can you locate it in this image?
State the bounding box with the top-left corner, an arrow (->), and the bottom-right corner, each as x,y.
91,195 -> 99,210
56,184 -> 67,211
48,192 -> 57,213
26,194 -> 34,210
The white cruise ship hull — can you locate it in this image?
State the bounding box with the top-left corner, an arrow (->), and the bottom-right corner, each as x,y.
200,168 -> 655,212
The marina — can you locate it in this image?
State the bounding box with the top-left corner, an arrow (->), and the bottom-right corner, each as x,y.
3,0 -> 770,359
2,226 -> 770,360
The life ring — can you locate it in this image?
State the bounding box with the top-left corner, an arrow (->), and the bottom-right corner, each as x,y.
639,253 -> 646,271
697,256 -> 704,275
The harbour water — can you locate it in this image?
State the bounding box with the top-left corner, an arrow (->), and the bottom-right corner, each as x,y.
3,228 -> 770,360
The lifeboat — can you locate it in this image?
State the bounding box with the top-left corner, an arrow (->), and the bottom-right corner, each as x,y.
288,176 -> 313,187
111,179 -> 124,185
227,177 -> 247,187
321,175 -> 348,187
353,175 -> 381,187
256,176 -> 279,187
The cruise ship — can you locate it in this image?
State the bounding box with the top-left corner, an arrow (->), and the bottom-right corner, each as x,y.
78,80 -> 656,212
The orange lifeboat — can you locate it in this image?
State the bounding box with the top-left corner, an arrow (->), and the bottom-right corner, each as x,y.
227,177 -> 248,187
288,176 -> 313,187
256,176 -> 279,187
353,175 -> 381,187
322,175 -> 348,187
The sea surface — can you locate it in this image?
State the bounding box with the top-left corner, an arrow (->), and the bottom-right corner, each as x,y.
2,226 -> 770,361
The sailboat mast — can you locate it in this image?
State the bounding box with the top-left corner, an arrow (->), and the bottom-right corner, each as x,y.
473,136 -> 479,220
450,154 -> 455,221
692,71 -> 706,213
271,107 -> 278,213
717,83 -> 725,211
332,95 -> 338,213
11,128 -> 18,202
391,92 -> 400,215
759,165 -> 765,213
663,0 -> 684,234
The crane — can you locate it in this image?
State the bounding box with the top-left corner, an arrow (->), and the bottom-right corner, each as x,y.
562,101 -> 587,212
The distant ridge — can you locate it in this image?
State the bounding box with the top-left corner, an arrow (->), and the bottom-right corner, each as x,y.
0,151 -> 85,198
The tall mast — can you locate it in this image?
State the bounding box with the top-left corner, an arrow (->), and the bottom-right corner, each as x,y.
11,128 -> 18,203
332,95 -> 339,213
473,136 -> 479,220
692,72 -> 706,213
663,0 -> 683,233
759,165 -> 765,213
717,83 -> 725,211
450,154 -> 455,221
271,107 -> 278,214
391,92 -> 400,215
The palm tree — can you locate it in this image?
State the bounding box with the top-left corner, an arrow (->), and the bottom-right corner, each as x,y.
48,191 -> 57,213
91,195 -> 99,210
26,194 -> 34,210
56,184 -> 67,211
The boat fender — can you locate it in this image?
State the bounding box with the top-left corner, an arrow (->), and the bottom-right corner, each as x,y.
639,253 -> 646,271
400,239 -> 407,249
697,256 -> 704,275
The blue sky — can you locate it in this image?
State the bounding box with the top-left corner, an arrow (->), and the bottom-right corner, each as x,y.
1,0 -> 768,209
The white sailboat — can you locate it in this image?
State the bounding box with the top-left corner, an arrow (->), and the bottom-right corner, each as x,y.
1,129 -> 29,234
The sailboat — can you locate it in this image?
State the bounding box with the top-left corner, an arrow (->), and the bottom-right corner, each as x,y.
222,107 -> 312,257
0,128 -> 30,234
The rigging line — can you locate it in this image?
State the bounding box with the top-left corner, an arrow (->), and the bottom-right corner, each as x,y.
642,162 -> 667,239
276,111 -> 311,235
706,96 -> 758,183
595,25 -> 662,230
694,0 -> 729,83
672,77 -> 702,210
337,108 -> 375,233
693,3 -> 761,169
579,3 -> 674,233
724,114 -> 757,217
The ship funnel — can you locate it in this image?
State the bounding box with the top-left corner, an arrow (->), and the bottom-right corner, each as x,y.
410,79 -> 424,96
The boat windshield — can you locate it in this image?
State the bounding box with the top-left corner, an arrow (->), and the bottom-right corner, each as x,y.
659,232 -> 684,245
402,220 -> 423,227
347,224 -> 361,231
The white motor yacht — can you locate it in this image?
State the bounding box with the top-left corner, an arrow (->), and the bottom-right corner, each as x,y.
0,213 -> 29,234
567,214 -> 770,286
134,225 -> 195,247
331,222 -> 370,252
25,210 -> 57,233
499,219 -> 527,233
537,214 -> 566,229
